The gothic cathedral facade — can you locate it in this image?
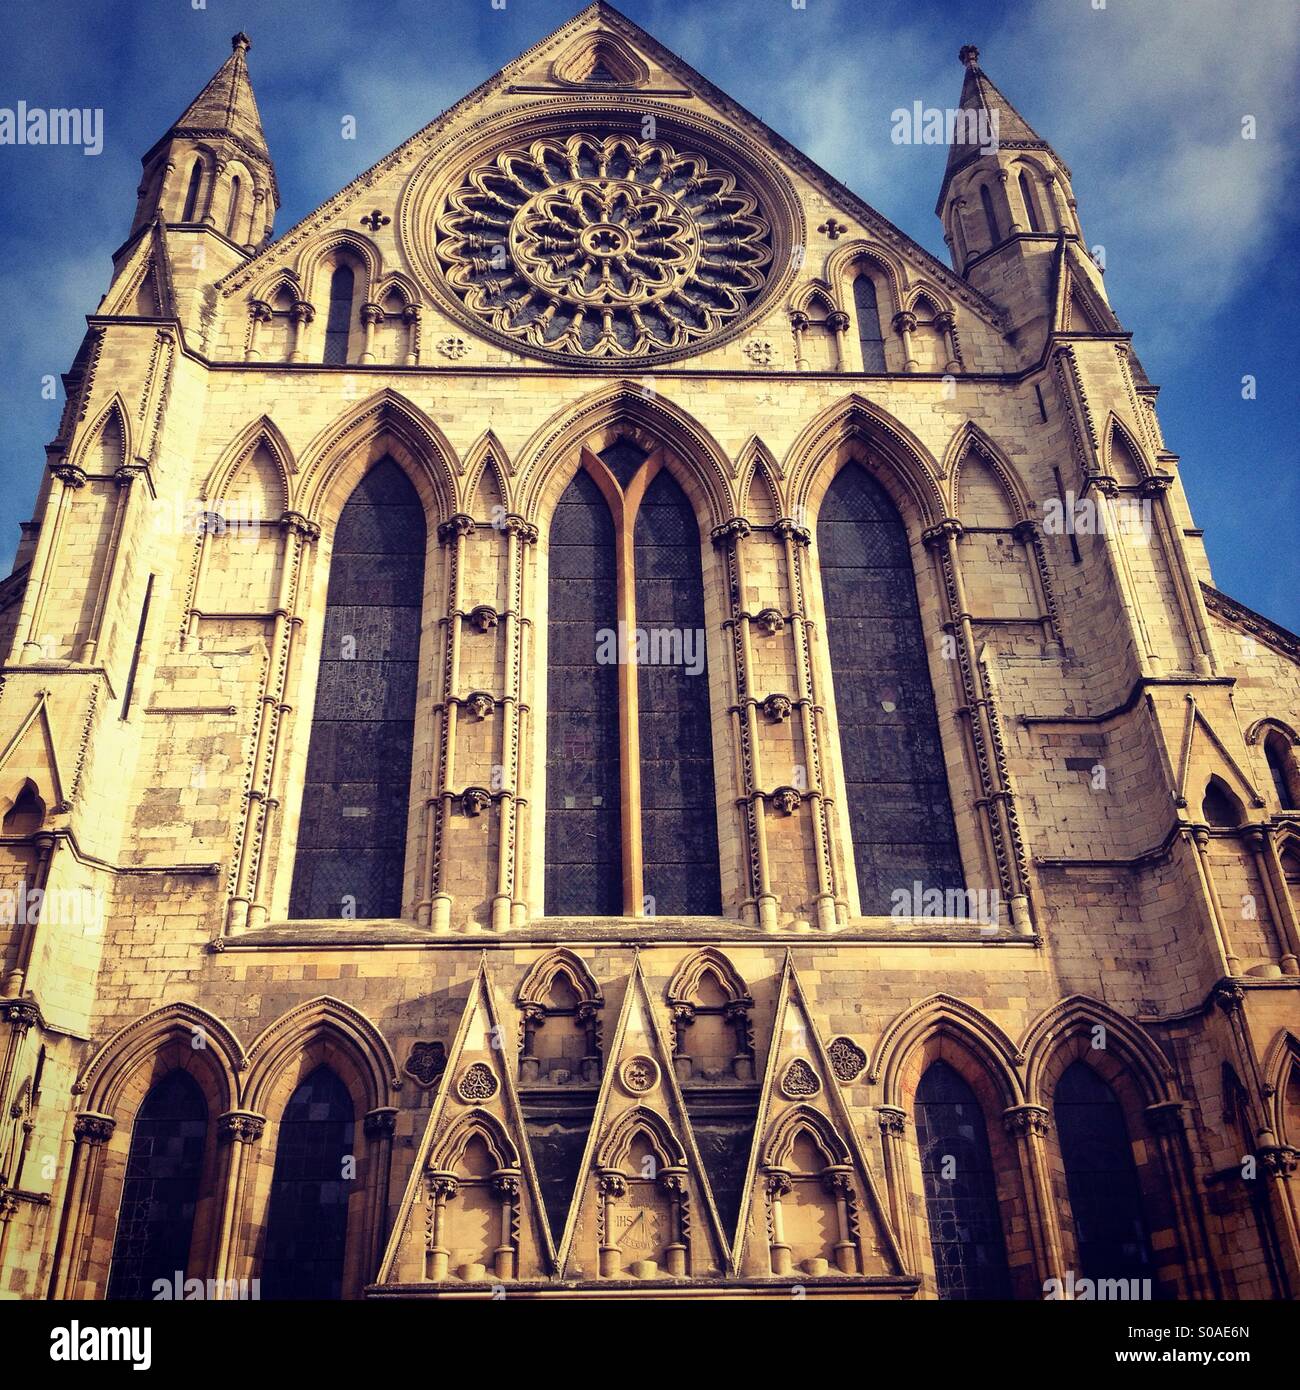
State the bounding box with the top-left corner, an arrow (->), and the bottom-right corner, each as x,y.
1,4 -> 1297,1301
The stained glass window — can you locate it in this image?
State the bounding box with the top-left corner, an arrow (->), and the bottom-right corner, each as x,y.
634,470 -> 721,915
288,457 -> 425,919
106,1071 -> 207,1300
914,1060 -> 1011,1300
853,275 -> 887,372
322,265 -> 354,365
1054,1060 -> 1154,1284
261,1066 -> 355,1300
818,464 -> 964,912
545,469 -> 622,914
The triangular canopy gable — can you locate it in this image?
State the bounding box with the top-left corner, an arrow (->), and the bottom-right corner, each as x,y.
217,2 -> 1004,339
375,956 -> 554,1289
557,955 -> 729,1282
732,953 -> 903,1281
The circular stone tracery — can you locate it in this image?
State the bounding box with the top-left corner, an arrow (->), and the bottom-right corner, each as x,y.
435,133 -> 773,359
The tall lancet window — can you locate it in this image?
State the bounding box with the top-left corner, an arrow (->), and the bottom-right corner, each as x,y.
322,265 -> 355,365
289,458 -> 425,919
544,441 -> 721,916
1018,170 -> 1041,233
180,158 -> 203,222
818,464 -> 964,913
979,185 -> 999,245
853,274 -> 887,372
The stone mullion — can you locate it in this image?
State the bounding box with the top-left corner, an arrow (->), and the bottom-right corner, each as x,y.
608,468 -> 643,917
1191,828 -> 1239,974
240,513 -> 316,931
363,1108 -> 398,1281
428,517 -> 471,931
1011,518 -> 1063,655
1244,829 -> 1295,974
925,520 -> 1026,927
1258,827 -> 1300,973
511,525 -> 536,925
714,520 -> 769,929
3,834 -> 54,997
779,519 -> 838,929
0,1004 -> 40,1197
1002,1104 -> 1065,1289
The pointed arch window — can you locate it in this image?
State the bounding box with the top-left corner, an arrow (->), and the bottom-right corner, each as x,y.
1264,732 -> 1298,810
261,1066 -> 355,1300
1202,776 -> 1243,828
914,1060 -> 1011,1299
818,463 -> 964,912
106,1071 -> 207,1300
180,158 -> 204,222
1018,170 -> 1041,233
980,185 -> 999,245
289,458 -> 425,919
1054,1060 -> 1154,1284
323,264 -> 355,365
853,274 -> 887,372
226,175 -> 242,239
545,441 -> 721,916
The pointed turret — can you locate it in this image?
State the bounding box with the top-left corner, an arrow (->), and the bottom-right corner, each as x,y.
127,32 -> 278,251
935,45 -> 1111,356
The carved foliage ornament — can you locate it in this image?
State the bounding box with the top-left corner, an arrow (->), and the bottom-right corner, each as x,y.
435,133 -> 773,360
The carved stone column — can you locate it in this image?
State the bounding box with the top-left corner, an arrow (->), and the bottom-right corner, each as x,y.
1144,1100 -> 1220,1299
934,311 -> 962,375
212,1110 -> 265,1290
244,296 -> 274,362
1002,1103 -> 1065,1289
826,309 -> 851,372
402,304 -> 421,365
1193,829 -> 1240,974
519,1004 -> 544,1083
789,310 -> 809,371
424,1173 -> 459,1281
765,1170 -> 793,1275
877,1106 -> 915,1271
892,310 -> 918,372
597,1170 -> 627,1277
21,460 -> 87,661
1259,826 -> 1300,974
359,301 -> 383,364
661,1168 -> 689,1277
490,1170 -> 521,1280
288,300 -> 315,363
824,1166 -> 858,1273
50,1112 -> 115,1299
671,1003 -> 695,1083
364,1107 -> 398,1281
1011,517 -> 1064,656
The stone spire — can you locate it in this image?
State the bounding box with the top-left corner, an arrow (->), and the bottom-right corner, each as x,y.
165,31 -> 270,166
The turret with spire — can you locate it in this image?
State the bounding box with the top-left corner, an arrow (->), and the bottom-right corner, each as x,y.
936,45 -> 1110,351
128,31 -> 277,251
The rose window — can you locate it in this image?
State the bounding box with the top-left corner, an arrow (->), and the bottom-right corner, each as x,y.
435,134 -> 773,358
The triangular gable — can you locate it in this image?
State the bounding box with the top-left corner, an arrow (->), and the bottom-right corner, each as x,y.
1175,695 -> 1265,812
0,690 -> 69,813
557,954 -> 729,1282
100,223 -> 177,319
732,953 -> 903,1282
374,956 -> 554,1289
217,3 -> 1004,333
1052,243 -> 1120,336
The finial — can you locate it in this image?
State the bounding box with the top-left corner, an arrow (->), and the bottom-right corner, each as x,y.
959,44 -> 980,69
232,32 -> 251,54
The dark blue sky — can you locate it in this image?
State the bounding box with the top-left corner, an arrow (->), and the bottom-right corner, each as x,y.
2,0 -> 1295,627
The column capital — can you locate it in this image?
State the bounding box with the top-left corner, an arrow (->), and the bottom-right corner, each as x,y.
437,513 -> 475,544
922,517 -> 963,549
248,298 -> 273,323
773,516 -> 811,545
218,1110 -> 266,1144
877,1105 -> 907,1137
73,1112 -> 116,1146
1143,1100 -> 1188,1137
364,1106 -> 398,1140
1003,1104 -> 1051,1138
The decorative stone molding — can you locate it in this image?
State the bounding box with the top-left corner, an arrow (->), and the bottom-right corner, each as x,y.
828,1035 -> 867,1082
435,335 -> 469,360
1002,1104 -> 1051,1139
364,1106 -> 399,1139
456,1062 -> 499,1103
753,607 -> 784,637
437,513 -> 475,545
404,1040 -> 448,1089
218,1111 -> 266,1144
72,1113 -> 115,1146
877,1106 -> 907,1136
464,690 -> 495,721
761,693 -> 793,723
466,604 -> 498,634
780,1058 -> 820,1098
770,785 -> 802,816
460,786 -> 493,817
743,339 -> 775,366
619,1056 -> 660,1095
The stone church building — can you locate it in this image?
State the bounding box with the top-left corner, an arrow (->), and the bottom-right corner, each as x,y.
0,4 -> 1297,1300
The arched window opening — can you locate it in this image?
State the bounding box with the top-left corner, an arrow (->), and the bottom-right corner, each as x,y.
3,780 -> 45,835
544,442 -> 722,917
1202,777 -> 1243,828
180,158 -> 203,222
853,274 -> 887,372
106,1071 -> 207,1300
1017,170 -> 1041,233
914,1060 -> 1011,1299
261,1066 -> 355,1300
322,264 -> 355,365
225,175 -> 242,239
634,469 -> 721,915
545,469 -> 622,915
1264,733 -> 1298,811
979,185 -> 999,245
1054,1060 -> 1154,1285
818,464 -> 964,913
288,458 -> 425,919
1281,846 -> 1300,893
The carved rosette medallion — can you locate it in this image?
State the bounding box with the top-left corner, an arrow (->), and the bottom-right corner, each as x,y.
827,1035 -> 867,1083
456,1061 -> 499,1103
433,132 -> 773,360
780,1058 -> 821,1099
619,1055 -> 660,1095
